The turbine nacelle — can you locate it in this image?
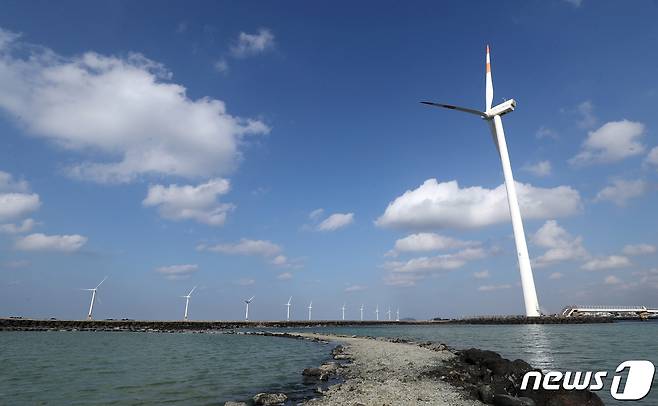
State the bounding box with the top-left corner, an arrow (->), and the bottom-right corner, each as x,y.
485,99 -> 516,118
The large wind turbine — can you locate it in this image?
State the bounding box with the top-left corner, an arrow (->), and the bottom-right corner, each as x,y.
285,296 -> 292,321
244,296 -> 255,321
308,301 -> 313,321
181,286 -> 196,321
341,303 -> 346,321
421,45 -> 541,317
360,304 -> 364,321
83,276 -> 107,320
387,306 -> 392,321
375,305 -> 379,321
396,307 -> 400,322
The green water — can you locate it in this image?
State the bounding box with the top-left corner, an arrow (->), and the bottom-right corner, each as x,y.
0,331 -> 332,405
1,322 -> 657,405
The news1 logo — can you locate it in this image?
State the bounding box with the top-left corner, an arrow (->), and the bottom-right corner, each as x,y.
521,360 -> 656,401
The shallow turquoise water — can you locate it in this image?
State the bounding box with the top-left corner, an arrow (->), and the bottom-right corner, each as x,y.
0,331 -> 332,405
1,322 -> 657,405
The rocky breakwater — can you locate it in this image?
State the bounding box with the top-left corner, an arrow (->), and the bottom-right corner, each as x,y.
426,346 -> 604,406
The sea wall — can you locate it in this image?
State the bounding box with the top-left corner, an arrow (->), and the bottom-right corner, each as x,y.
0,316 -> 612,332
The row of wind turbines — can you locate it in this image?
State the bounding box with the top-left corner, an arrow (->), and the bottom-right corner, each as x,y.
81,279 -> 401,322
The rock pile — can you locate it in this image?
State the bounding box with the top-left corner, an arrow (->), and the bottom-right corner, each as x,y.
426,347 -> 604,406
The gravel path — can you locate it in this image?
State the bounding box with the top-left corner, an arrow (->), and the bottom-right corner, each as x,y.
295,333 -> 485,406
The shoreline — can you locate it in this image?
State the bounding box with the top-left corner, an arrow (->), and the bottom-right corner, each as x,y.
231,331 -> 604,406
0,316 -> 612,332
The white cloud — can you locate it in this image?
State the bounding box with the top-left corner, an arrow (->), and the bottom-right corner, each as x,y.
549,272 -> 563,280
632,269 -> 658,289
570,120 -> 646,165
535,126 -> 558,140
276,272 -> 292,280
317,212 -> 354,231
230,28 -> 275,58
523,160 -> 552,177
646,146 -> 658,167
0,28 -> 269,183
142,178 -> 233,226
235,278 -> 255,286
213,59 -> 229,74
383,272 -> 422,288
478,284 -> 512,292
581,255 -> 631,271
199,238 -> 281,257
0,218 -> 36,234
564,0 -> 583,7
0,171 -> 41,222
0,171 -> 29,192
473,270 -> 490,279
604,275 -> 622,285
622,244 -> 657,256
384,247 -> 488,274
0,193 -> 41,221
390,233 -> 478,256
595,179 -> 646,206
575,100 -> 596,129
345,284 -> 367,292
155,264 -> 198,280
531,220 -> 588,268
198,238 -> 300,268
308,208 -> 325,221
376,179 -> 581,230
3,259 -> 30,269
14,233 -> 87,252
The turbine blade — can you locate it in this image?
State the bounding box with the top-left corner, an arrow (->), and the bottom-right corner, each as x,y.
95,276 -> 108,289
188,286 -> 197,296
287,296 -> 292,305
420,102 -> 486,117
248,296 -> 255,302
486,45 -> 493,110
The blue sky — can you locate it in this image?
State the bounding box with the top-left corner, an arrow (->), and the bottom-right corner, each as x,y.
1,0 -> 657,320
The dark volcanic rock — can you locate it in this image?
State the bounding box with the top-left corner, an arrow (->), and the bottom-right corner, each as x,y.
252,392 -> 287,405
302,367 -> 322,377
493,394 -> 536,406
429,345 -> 603,406
518,386 -> 604,406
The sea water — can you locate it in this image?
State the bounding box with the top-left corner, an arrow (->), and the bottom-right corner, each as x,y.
1,321 -> 657,405
0,331 -> 332,404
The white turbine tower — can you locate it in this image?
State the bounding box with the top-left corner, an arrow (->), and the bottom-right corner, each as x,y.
360,304 -> 364,321
375,305 -> 379,321
285,296 -> 292,321
387,306 -> 392,321
396,307 -> 400,322
308,301 -> 313,321
83,276 -> 107,320
341,303 -> 346,321
181,286 -> 196,321
244,296 -> 255,321
421,45 -> 541,317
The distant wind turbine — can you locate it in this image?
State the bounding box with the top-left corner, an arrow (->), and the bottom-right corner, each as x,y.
181,286 -> 197,321
285,296 -> 293,321
82,276 -> 107,320
420,45 -> 541,317
244,296 -> 255,321
387,306 -> 392,321
308,301 -> 313,321
341,303 -> 346,321
375,305 -> 379,321
396,307 -> 400,321
360,304 -> 364,321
